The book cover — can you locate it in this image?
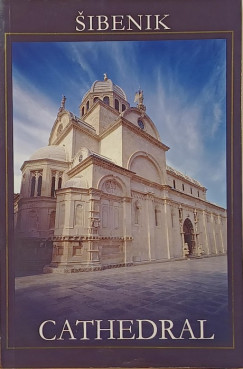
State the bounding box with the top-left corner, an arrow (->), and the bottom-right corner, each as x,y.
0,0 -> 242,368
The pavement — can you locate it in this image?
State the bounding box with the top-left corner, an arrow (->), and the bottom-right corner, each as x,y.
13,255 -> 231,348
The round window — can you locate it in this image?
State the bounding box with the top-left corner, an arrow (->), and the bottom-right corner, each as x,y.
138,119 -> 144,130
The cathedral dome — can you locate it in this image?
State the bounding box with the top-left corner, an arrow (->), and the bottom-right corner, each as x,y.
82,77 -> 127,102
64,176 -> 88,189
29,145 -> 67,161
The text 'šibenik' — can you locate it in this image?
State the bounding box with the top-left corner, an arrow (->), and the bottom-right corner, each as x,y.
75,12 -> 171,32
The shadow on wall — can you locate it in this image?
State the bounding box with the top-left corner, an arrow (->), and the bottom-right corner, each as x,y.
15,238 -> 53,277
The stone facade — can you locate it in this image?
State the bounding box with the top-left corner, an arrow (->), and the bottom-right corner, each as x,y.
14,76 -> 227,273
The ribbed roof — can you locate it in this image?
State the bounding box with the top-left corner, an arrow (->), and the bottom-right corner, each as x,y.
82,78 -> 127,101
29,145 -> 67,161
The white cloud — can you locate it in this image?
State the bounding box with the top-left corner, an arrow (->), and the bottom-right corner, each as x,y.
143,61 -> 226,207
13,73 -> 58,192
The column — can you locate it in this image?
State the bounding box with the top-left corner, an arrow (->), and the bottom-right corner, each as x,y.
122,197 -> 132,264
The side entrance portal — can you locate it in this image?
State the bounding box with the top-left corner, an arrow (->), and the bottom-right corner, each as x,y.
183,218 -> 195,255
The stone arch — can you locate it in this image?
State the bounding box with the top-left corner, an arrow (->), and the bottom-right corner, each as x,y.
98,175 -> 127,197
103,96 -> 110,105
114,98 -> 119,111
183,218 -> 195,255
128,151 -> 164,184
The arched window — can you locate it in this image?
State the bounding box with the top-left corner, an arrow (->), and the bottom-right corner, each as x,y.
86,100 -> 90,111
93,97 -> 99,103
51,176 -> 55,197
182,184 -> 185,191
81,106 -> 85,116
173,179 -> 176,189
103,96 -> 109,105
37,176 -> 42,196
115,99 -> 119,111
58,177 -> 62,189
122,104 -> 126,112
30,176 -> 36,197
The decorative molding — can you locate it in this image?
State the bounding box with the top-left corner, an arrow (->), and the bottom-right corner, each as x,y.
63,262 -> 134,273
168,188 -> 226,212
52,235 -> 133,242
67,154 -> 135,178
131,174 -> 169,191
21,158 -> 69,171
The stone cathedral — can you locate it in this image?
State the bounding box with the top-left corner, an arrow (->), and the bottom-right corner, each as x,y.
14,75 -> 227,273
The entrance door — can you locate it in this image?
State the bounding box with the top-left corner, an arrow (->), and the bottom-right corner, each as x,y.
183,218 -> 195,255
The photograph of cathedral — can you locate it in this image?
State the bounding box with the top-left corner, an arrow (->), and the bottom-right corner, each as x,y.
13,40 -> 227,273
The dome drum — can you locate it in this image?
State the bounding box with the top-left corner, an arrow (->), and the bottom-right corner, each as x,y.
80,78 -> 130,117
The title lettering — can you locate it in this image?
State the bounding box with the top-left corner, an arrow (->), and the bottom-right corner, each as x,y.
75,12 -> 171,32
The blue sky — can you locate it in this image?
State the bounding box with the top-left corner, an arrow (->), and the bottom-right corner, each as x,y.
12,39 -> 226,207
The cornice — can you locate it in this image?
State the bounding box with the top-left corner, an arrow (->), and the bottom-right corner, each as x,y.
21,159 -> 70,171
52,235 -> 133,242
56,187 -> 90,195
168,188 -> 226,212
18,196 -> 57,206
48,109 -> 68,144
131,174 -> 170,191
52,119 -> 98,147
67,154 -> 135,178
